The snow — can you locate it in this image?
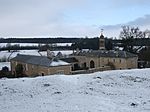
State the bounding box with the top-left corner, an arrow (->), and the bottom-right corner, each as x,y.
50,60 -> 69,66
0,43 -> 72,47
0,50 -> 73,71
0,50 -> 40,60
0,69 -> 150,112
0,62 -> 10,70
0,50 -> 73,60
0,43 -> 38,47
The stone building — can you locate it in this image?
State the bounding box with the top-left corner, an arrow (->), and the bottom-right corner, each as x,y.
99,33 -> 105,50
10,32 -> 138,76
71,50 -> 138,71
10,54 -> 71,77
60,57 -> 79,71
69,33 -> 138,71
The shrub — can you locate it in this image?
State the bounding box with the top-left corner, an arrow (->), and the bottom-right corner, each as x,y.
0,71 -> 14,78
2,66 -> 9,72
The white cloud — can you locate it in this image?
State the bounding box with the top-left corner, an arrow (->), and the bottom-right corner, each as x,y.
101,15 -> 150,38
0,0 -> 86,37
108,0 -> 150,8
0,0 -> 150,38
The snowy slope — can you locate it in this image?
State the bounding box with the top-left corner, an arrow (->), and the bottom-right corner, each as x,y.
0,69 -> 150,112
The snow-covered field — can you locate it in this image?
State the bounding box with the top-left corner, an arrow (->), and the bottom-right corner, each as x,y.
0,62 -> 10,70
0,50 -> 73,60
0,43 -> 38,47
0,69 -> 150,112
0,43 -> 72,47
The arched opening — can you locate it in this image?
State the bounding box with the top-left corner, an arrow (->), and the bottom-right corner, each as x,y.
90,60 -> 95,68
73,63 -> 80,70
42,73 -> 44,76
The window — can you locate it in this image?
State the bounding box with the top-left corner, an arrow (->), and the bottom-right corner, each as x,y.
82,62 -> 87,69
119,59 -> 121,63
74,64 -> 80,70
90,60 -> 95,68
57,70 -> 64,74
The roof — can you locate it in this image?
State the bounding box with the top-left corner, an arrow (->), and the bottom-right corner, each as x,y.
60,57 -> 78,63
11,54 -> 70,67
100,34 -> 104,39
73,50 -> 137,58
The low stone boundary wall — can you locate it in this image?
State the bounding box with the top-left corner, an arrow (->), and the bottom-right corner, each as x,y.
71,66 -> 111,75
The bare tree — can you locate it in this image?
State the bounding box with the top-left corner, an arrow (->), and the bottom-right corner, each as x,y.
119,26 -> 145,52
120,26 -> 145,39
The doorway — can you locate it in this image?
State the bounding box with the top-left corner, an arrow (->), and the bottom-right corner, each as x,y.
90,60 -> 95,68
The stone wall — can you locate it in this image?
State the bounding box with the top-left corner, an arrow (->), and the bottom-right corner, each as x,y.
126,57 -> 138,69
71,66 -> 111,75
48,66 -> 72,75
73,56 -> 138,70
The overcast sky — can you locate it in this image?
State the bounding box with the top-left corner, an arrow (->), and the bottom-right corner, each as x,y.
0,0 -> 150,38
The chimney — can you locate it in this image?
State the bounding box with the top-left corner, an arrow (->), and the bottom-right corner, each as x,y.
76,48 -> 80,54
47,49 -> 55,58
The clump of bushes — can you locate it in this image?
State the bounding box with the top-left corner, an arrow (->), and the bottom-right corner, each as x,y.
0,66 -> 14,78
0,65 -> 27,79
